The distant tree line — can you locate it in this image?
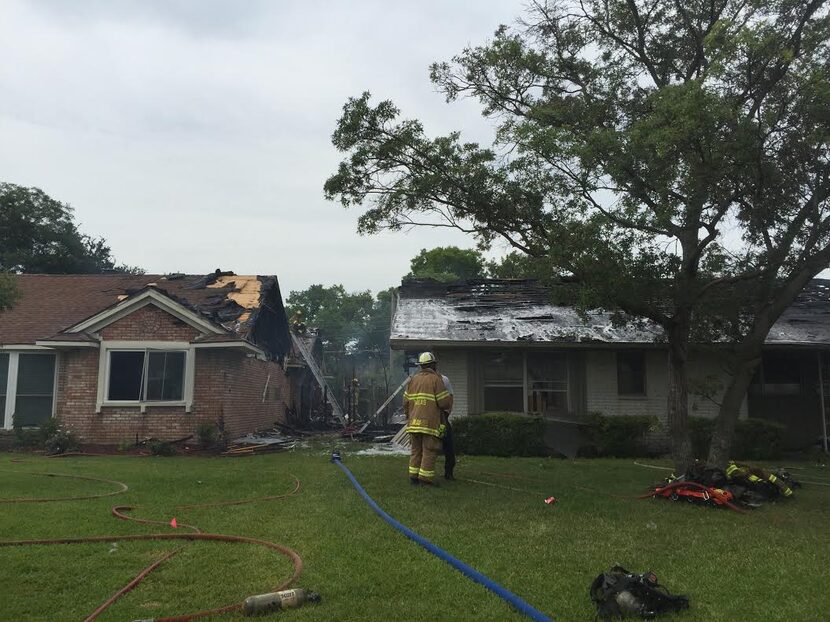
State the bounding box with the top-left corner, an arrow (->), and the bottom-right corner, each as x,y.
0,182 -> 141,308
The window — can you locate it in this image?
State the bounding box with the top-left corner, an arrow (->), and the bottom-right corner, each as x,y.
751,353 -> 802,396
0,353 -> 8,422
107,350 -> 186,403
13,354 -> 56,427
527,353 -> 568,413
483,351 -> 524,412
617,351 -> 646,396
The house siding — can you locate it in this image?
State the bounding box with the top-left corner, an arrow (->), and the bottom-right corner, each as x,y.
434,348 -> 469,418
54,304 -> 290,444
585,349 -> 748,421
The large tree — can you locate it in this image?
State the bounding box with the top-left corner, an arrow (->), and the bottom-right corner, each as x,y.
0,182 -> 132,274
326,1 -> 830,469
408,246 -> 487,281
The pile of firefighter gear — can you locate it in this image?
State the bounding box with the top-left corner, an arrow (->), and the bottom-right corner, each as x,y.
646,461 -> 800,511
590,566 -> 689,621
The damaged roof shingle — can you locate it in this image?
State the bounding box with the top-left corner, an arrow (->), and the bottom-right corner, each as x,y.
0,272 -> 284,350
392,278 -> 830,346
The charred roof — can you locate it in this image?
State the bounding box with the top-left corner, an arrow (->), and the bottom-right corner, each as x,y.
392,278 -> 830,347
0,271 -> 291,358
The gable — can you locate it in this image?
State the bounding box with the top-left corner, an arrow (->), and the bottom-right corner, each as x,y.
98,304 -> 202,341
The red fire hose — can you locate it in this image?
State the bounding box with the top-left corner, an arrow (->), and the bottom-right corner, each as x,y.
0,469 -> 304,620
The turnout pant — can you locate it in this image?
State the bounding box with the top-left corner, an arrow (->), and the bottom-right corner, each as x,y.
409,433 -> 442,483
442,422 -> 456,478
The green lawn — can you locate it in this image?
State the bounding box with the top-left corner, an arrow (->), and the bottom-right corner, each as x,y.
1,447 -> 828,622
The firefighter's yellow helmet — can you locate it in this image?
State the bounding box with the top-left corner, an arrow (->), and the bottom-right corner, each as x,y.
417,351 -> 437,365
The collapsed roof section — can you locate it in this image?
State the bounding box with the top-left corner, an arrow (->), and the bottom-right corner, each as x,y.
0,271 -> 292,359
391,278 -> 830,348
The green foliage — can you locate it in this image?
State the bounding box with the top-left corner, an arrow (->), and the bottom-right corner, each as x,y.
12,416 -> 77,454
326,1 -> 830,466
453,413 -> 549,457
285,284 -> 395,409
196,422 -> 217,448
486,252 -> 552,280
583,414 -> 657,458
286,284 -> 374,352
408,246 -> 487,281
690,417 -> 786,460
149,441 -> 176,456
0,182 -> 138,274
44,426 -> 79,455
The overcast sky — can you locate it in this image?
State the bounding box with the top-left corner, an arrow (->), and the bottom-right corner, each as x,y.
0,0 -> 527,295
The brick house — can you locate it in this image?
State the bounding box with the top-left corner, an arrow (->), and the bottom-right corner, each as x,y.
0,272 -> 295,445
391,278 -> 830,450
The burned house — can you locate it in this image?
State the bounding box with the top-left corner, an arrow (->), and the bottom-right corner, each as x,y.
390,279 -> 830,450
0,272 -> 298,444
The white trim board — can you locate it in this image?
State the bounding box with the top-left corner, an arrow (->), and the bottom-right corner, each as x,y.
95,341 -> 196,413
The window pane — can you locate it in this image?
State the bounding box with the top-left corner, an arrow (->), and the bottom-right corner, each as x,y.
617,351 -> 646,395
484,386 -> 524,412
0,353 -> 8,397
483,351 -> 523,385
762,354 -> 801,384
146,352 -> 185,401
527,352 -> 568,413
16,354 -> 55,396
14,396 -> 53,427
108,351 -> 145,400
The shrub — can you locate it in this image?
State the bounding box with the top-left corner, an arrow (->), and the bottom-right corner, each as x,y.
149,441 -> 176,456
583,414 -> 657,458
689,416 -> 786,460
196,422 -> 217,448
453,413 -> 549,457
13,416 -> 58,448
44,427 -> 79,455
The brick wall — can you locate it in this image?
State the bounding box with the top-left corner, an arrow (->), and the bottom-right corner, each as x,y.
99,304 -> 201,341
54,304 -> 289,445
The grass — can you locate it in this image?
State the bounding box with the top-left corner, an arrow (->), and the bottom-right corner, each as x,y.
0,446 -> 828,622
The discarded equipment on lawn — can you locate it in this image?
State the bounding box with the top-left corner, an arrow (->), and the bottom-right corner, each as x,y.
243,588 -> 321,615
643,461 -> 800,512
590,565 -> 689,621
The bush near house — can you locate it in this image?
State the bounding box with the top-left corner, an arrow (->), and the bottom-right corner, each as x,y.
582,414 -> 657,458
689,417 -> 786,460
12,417 -> 79,454
453,413 -> 549,457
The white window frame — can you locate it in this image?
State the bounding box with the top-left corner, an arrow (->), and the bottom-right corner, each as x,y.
526,351 -> 570,414
2,351 -> 58,430
97,341 -> 195,413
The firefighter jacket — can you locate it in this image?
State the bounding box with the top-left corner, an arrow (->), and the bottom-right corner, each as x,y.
726,462 -> 794,497
404,368 -> 452,437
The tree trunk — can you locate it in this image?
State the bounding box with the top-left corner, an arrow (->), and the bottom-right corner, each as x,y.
666,320 -> 694,473
707,357 -> 758,469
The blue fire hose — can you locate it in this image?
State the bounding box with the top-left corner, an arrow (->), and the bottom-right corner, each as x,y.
331,452 -> 555,622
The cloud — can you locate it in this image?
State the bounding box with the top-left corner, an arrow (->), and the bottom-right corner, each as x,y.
0,0 -> 526,294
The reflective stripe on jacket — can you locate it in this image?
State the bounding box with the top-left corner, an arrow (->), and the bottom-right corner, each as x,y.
726,462 -> 793,497
404,369 -> 452,437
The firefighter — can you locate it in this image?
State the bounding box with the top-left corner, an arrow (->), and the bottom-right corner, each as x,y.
404,352 -> 452,486
439,371 -> 456,480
